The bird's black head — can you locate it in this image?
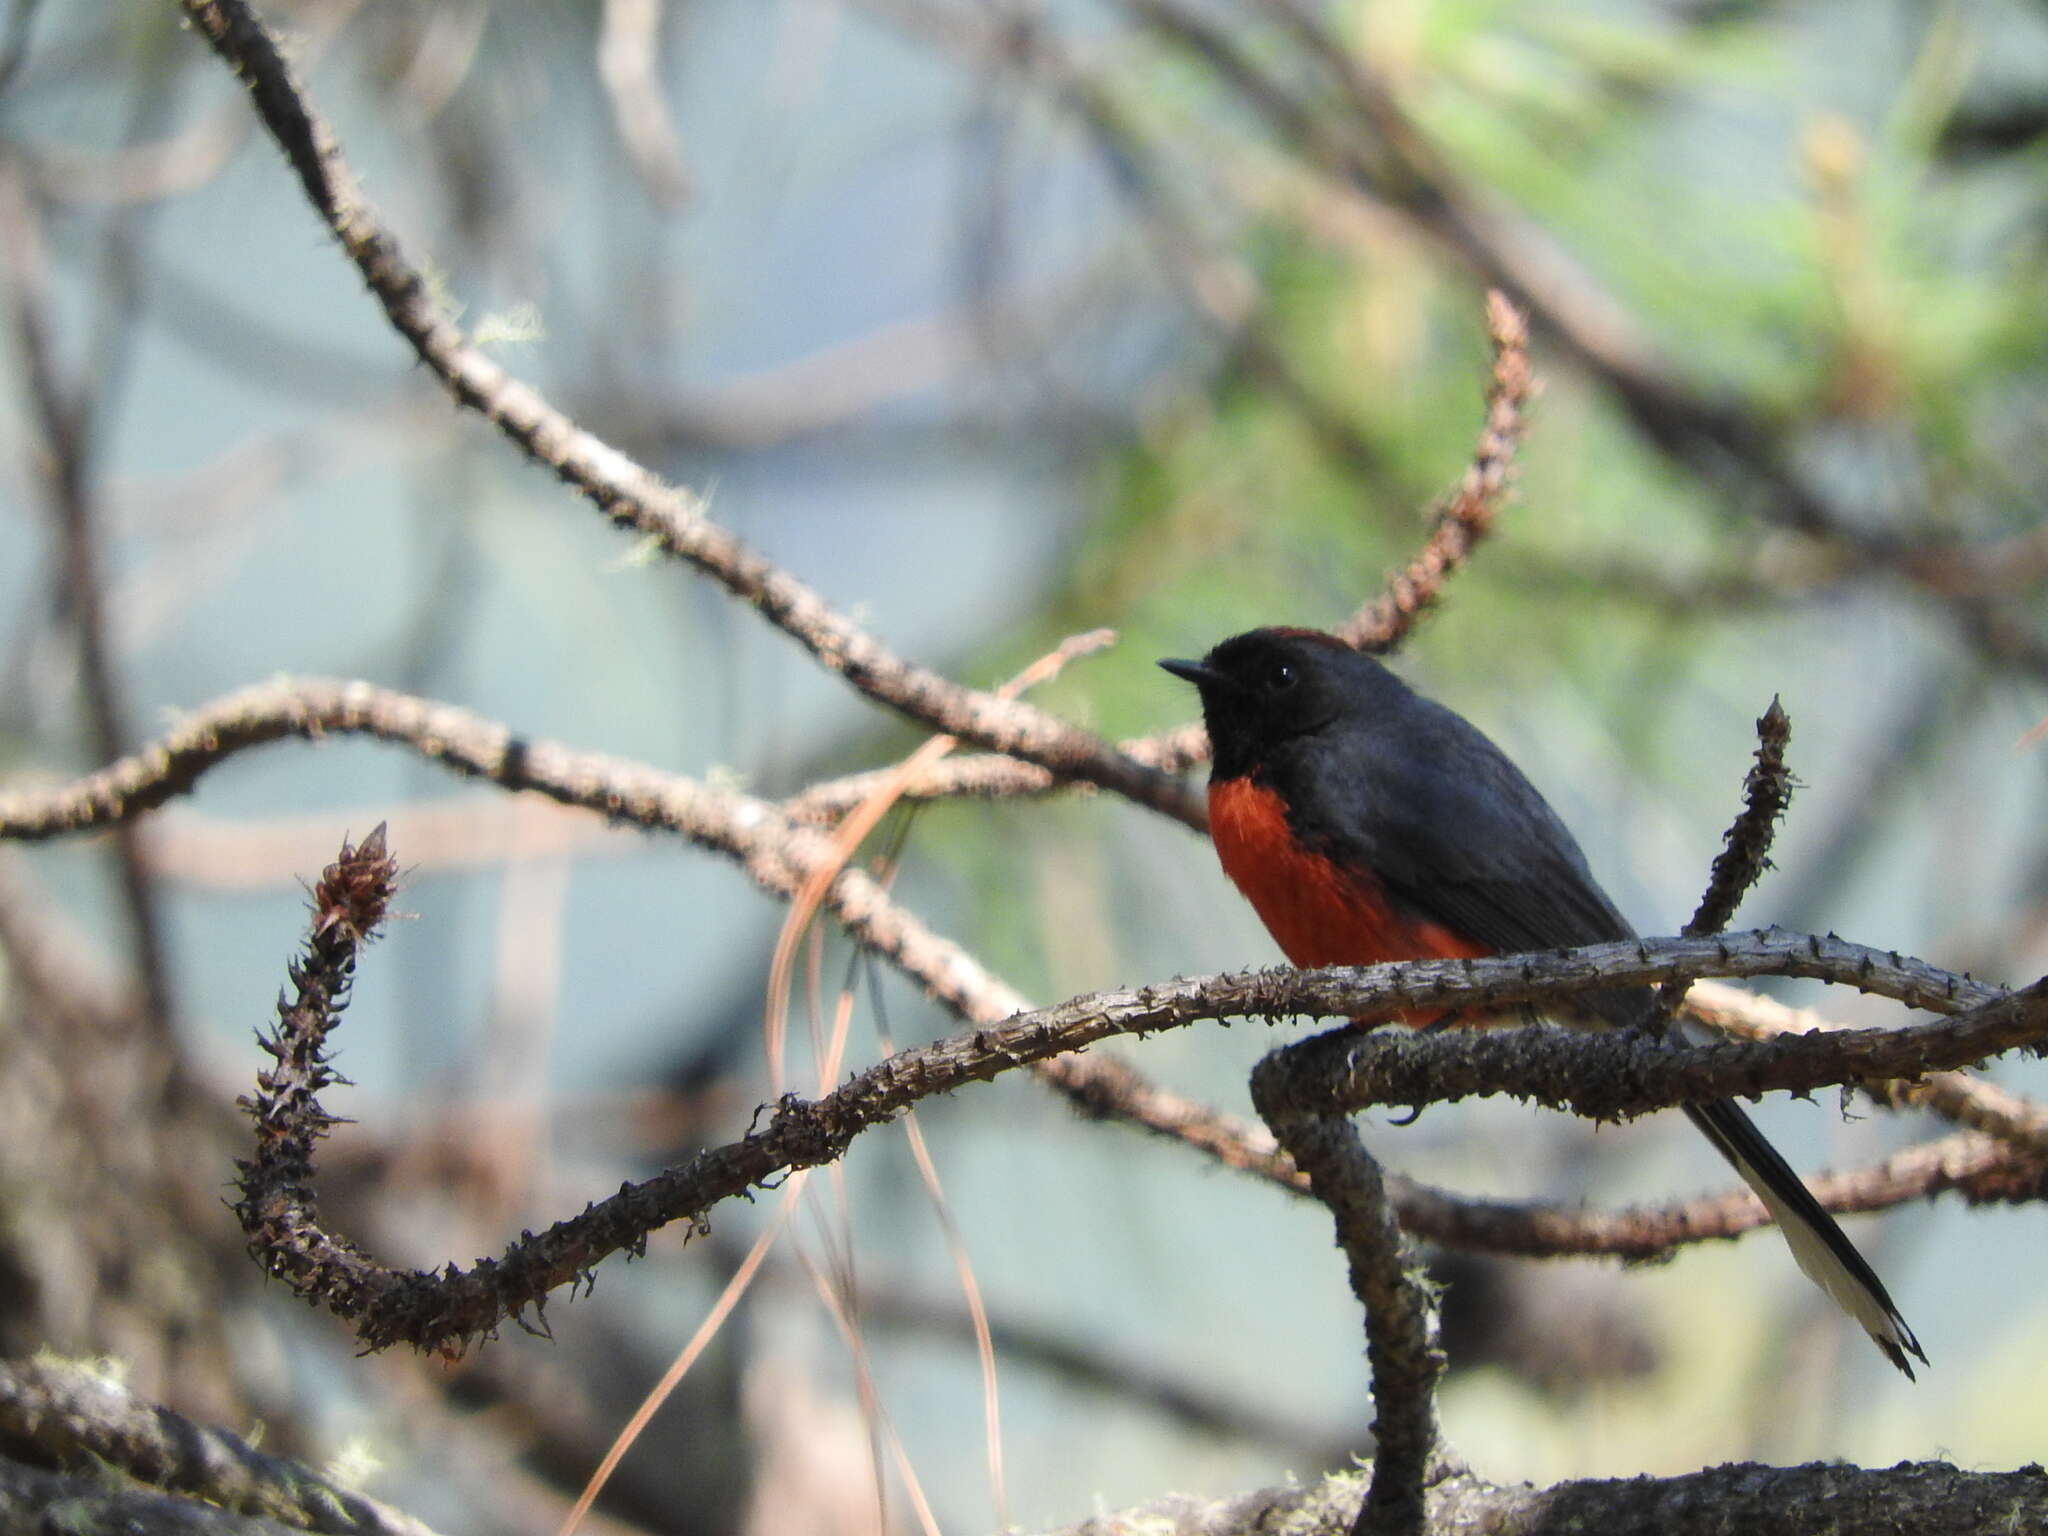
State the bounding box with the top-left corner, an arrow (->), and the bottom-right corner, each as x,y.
1159,627 -> 1409,780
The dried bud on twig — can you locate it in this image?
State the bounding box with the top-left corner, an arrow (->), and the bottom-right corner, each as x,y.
309,821 -> 398,947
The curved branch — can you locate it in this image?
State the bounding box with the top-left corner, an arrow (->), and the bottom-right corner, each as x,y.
245,900 -> 2034,1351
0,676 -> 1036,1032
7,677 -> 2034,1272
173,0 -> 1197,825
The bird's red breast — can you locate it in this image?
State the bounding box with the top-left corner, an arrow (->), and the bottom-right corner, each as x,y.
1208,776 -> 1490,1025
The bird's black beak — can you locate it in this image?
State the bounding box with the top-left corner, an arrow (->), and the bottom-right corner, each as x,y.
1159,657 -> 1223,689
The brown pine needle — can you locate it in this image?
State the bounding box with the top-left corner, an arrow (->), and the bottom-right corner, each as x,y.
798,1242 -> 947,1536
897,1083 -> 1008,1526
554,1185 -> 801,1536
561,946 -> 870,1532
762,626 -> 1115,1092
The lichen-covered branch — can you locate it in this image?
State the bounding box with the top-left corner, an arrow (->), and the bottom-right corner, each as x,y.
0,1354 -> 436,1535
1026,1458 -> 2048,1536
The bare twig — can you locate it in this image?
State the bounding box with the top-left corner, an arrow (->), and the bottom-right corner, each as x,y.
1338,292 -> 1532,654
233,824 -> 399,1312
0,161 -> 178,1044
1684,698 -> 1795,938
1655,697 -> 1795,1018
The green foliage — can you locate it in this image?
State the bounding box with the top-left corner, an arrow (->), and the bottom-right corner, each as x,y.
1047,0 -> 2048,762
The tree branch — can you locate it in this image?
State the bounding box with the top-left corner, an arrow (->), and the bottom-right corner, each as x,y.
1683,697 -> 1794,939
230,830 -> 2039,1355
1027,1459 -> 2048,1536
790,288 -> 1532,818
7,678 -> 2034,1281
1655,697 -> 1795,1021
0,1355 -> 434,1535
171,0 -> 1200,825
0,162 -> 177,1045
1253,1069 -> 1448,1536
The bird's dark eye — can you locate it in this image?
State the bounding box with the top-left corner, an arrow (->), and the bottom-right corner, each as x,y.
1263,661 -> 1297,693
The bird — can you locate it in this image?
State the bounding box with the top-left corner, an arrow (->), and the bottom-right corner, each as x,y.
1160,625 -> 1924,1378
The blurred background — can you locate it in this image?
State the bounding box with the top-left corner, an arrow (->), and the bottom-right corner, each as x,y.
4,0 -> 2048,1531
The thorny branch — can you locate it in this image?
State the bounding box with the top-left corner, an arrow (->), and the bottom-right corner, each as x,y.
1654,696 -> 1796,1020
233,810 -> 2040,1356
5,675 -> 2039,1280
233,824 -> 399,1321
1683,698 -> 1795,940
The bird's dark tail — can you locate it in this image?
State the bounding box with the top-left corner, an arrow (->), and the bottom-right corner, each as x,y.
1683,1098 -> 1926,1378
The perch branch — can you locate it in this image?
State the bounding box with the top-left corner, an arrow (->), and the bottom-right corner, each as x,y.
232,835 -> 2038,1353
